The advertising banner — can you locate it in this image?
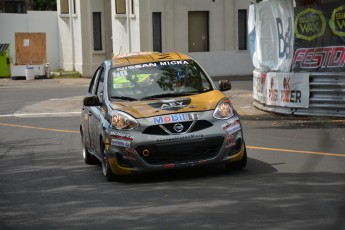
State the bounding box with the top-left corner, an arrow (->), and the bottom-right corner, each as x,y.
266,72 -> 310,108
249,0 -> 294,72
292,0 -> 345,72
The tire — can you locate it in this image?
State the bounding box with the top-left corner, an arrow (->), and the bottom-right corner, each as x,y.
81,136 -> 97,165
225,144 -> 247,171
101,143 -> 117,182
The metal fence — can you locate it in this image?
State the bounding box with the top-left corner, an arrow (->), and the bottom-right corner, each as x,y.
253,72 -> 345,117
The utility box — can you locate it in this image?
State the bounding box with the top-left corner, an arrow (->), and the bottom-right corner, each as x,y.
0,44 -> 11,77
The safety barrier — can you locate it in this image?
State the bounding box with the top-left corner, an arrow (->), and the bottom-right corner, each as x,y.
253,72 -> 345,117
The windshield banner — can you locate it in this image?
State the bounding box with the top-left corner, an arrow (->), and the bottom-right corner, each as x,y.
292,0 -> 345,72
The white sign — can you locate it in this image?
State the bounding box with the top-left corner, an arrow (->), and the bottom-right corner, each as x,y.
266,72 -> 310,108
23,39 -> 30,47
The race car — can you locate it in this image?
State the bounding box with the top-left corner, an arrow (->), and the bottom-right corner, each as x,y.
80,52 -> 247,181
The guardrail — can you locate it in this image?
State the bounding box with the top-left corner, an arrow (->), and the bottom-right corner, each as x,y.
253,72 -> 345,117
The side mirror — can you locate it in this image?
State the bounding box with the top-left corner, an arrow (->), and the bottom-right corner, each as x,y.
83,95 -> 102,107
218,80 -> 232,92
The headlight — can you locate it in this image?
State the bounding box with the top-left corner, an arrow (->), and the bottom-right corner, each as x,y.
213,98 -> 234,119
111,111 -> 139,130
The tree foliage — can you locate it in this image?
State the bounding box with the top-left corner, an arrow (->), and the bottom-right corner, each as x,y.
33,0 -> 57,11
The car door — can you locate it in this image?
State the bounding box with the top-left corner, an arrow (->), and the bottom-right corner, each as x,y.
82,68 -> 99,151
82,66 -> 102,152
88,65 -> 105,157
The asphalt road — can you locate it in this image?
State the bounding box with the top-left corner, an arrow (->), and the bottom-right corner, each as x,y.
0,78 -> 344,230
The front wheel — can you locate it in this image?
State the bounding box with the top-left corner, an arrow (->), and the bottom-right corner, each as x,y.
101,144 -> 116,181
81,135 -> 97,165
225,145 -> 247,171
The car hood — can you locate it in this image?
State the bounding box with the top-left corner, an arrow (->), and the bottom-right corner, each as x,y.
110,90 -> 226,118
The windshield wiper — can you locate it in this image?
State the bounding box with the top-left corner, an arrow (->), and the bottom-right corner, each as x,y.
111,96 -> 138,101
141,92 -> 198,100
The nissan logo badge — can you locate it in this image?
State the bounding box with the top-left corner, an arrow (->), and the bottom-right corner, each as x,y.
173,123 -> 184,132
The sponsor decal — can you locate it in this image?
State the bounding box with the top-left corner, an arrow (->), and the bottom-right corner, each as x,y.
224,135 -> 236,148
225,132 -> 242,149
329,5 -> 345,37
157,134 -> 204,143
123,148 -> 137,161
293,46 -> 345,70
115,61 -> 188,72
295,8 -> 326,41
156,53 -> 174,60
116,63 -> 158,71
109,131 -> 134,141
124,147 -> 137,155
159,60 -> 189,65
225,123 -> 242,135
222,116 -> 241,135
111,139 -> 130,147
222,117 -> 240,129
149,98 -> 191,111
153,113 -> 198,125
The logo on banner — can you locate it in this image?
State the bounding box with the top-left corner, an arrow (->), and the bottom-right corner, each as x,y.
295,8 -> 326,41
268,75 -> 302,104
276,17 -> 293,59
269,77 -> 278,102
293,46 -> 345,70
330,5 -> 345,37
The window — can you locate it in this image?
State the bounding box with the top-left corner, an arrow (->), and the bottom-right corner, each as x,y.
60,0 -> 69,14
5,0 -> 25,13
152,12 -> 162,52
60,0 -> 76,14
89,66 -> 103,94
96,67 -> 105,102
93,12 -> 103,51
131,0 -> 134,14
115,0 -> 126,14
238,9 -> 247,50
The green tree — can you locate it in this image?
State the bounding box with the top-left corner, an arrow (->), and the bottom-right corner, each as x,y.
33,0 -> 57,11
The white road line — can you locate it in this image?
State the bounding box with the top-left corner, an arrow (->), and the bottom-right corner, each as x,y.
0,112 -> 81,118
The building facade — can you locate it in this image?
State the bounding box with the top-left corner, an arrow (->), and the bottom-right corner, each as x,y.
57,0 -> 253,77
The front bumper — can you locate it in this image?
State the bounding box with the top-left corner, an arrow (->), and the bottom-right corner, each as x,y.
105,113 -> 245,175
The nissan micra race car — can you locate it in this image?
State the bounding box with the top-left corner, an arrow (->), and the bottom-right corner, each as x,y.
80,52 -> 247,181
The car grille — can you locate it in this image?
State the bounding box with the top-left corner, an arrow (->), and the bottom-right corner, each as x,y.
136,136 -> 224,165
142,120 -> 213,135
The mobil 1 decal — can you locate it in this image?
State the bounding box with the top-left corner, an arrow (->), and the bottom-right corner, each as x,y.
149,98 -> 192,110
152,113 -> 198,125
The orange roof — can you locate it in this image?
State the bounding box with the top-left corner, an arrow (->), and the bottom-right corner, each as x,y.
112,52 -> 191,67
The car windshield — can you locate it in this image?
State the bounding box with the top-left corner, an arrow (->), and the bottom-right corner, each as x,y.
108,60 -> 213,101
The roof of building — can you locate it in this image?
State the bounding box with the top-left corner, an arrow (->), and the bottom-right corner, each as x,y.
112,52 -> 191,67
